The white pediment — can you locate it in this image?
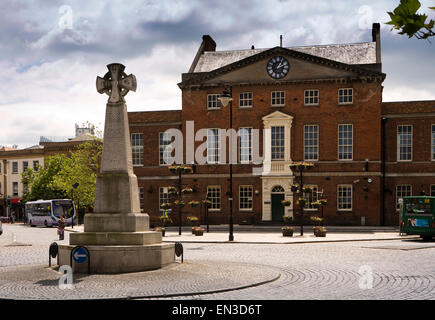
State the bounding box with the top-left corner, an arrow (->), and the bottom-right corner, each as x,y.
262,111 -> 293,121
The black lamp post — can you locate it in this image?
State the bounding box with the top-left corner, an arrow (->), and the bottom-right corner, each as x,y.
219,87 -> 234,242
205,193 -> 210,233
72,182 -> 79,229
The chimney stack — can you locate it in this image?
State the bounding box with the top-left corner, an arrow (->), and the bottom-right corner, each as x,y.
372,23 -> 381,65
202,35 -> 216,52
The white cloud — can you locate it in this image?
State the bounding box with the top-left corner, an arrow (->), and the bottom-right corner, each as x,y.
0,0 -> 434,148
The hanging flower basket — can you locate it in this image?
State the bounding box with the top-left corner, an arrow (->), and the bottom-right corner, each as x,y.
302,186 -> 313,193
297,198 -> 307,207
182,166 -> 193,173
182,187 -> 193,194
202,199 -> 212,207
187,216 -> 199,226
289,162 -> 315,171
160,203 -> 171,209
290,184 -> 299,193
311,201 -> 321,209
310,216 -> 324,226
281,200 -> 291,206
282,226 -> 294,237
289,163 -> 298,171
168,166 -> 179,173
174,200 -> 185,207
188,201 -> 200,207
160,215 -> 172,227
319,199 -> 328,205
283,215 -> 293,224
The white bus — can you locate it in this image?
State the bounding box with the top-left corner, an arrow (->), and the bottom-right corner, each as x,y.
25,199 -> 76,227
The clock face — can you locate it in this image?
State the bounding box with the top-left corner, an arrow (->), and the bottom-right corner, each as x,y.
267,56 -> 290,79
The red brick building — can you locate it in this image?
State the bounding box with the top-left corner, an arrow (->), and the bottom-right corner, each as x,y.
128,24 -> 435,227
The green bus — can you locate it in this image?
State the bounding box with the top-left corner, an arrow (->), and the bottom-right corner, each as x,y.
400,196 -> 435,240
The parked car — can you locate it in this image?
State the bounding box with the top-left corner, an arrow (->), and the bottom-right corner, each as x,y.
0,221 -> 2,236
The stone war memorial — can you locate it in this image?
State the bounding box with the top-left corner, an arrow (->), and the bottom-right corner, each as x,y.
58,63 -> 175,273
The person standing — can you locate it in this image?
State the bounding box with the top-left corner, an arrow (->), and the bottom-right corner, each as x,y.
57,214 -> 66,240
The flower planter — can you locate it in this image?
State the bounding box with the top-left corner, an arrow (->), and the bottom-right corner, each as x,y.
282,228 -> 294,237
313,227 -> 327,237
192,227 -> 205,236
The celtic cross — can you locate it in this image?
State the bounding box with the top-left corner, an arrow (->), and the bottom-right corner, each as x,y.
96,63 -> 137,103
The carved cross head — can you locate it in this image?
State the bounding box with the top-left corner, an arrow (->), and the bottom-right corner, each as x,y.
96,63 -> 137,103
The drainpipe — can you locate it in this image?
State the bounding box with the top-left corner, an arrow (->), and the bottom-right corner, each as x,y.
381,117 -> 387,226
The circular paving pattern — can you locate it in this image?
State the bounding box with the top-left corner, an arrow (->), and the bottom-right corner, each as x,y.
0,261 -> 280,300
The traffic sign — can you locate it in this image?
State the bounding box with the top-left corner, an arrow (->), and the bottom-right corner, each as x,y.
72,246 -> 88,264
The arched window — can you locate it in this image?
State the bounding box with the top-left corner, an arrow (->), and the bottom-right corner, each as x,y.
271,185 -> 285,193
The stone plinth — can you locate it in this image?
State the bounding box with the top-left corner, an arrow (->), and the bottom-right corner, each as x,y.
84,213 -> 149,233
58,243 -> 175,274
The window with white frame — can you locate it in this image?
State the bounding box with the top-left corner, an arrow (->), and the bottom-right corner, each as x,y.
396,185 -> 412,210
139,187 -> 144,211
397,125 -> 412,161
431,124 -> 435,161
12,162 -> 18,174
207,186 -> 221,210
304,125 -> 319,161
239,127 -> 252,163
338,88 -> 353,104
304,89 -> 319,105
207,94 -> 221,110
12,182 -> 18,196
131,133 -> 144,166
239,185 -> 253,210
338,124 -> 353,160
337,185 -> 352,210
271,126 -> 285,160
207,129 -> 221,164
304,185 -> 319,210
271,91 -> 285,107
159,187 -> 170,212
159,132 -> 172,165
239,92 -> 253,108
430,185 -> 435,197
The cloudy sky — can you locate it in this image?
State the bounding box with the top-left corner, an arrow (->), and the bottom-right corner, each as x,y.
1,0 -> 434,147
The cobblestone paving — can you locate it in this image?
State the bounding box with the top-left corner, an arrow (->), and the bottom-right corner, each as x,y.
165,241 -> 435,300
0,261 -> 279,300
1,224 -> 435,300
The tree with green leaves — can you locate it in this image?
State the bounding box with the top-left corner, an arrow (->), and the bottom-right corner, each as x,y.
22,156 -> 67,202
22,139 -> 102,210
387,0 -> 435,40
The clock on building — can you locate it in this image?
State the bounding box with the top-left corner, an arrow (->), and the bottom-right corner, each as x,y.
266,56 -> 289,79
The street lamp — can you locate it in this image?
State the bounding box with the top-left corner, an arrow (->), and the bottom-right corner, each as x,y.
72,182 -> 79,229
219,87 -> 234,241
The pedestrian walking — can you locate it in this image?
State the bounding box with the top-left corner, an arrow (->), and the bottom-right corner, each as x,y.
10,210 -> 15,224
57,214 -> 66,240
